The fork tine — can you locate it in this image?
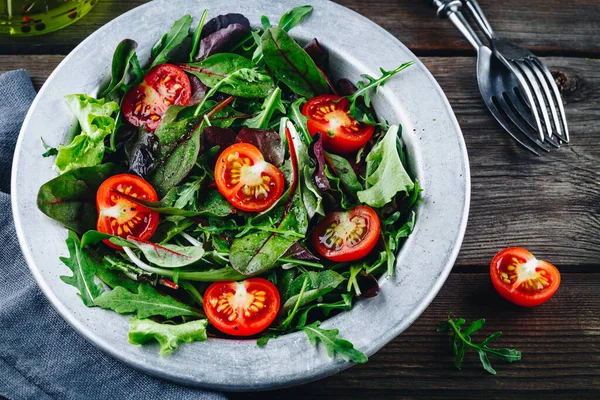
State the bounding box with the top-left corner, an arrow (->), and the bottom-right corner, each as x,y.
524,59 -> 567,142
530,58 -> 570,142
514,60 -> 554,140
504,89 -> 559,149
503,61 -> 545,142
486,96 -> 541,156
495,94 -> 553,152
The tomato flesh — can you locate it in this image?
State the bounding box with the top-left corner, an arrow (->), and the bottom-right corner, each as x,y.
122,64 -> 191,131
490,247 -> 561,307
96,174 -> 159,249
302,94 -> 374,153
312,205 -> 381,262
203,278 -> 280,336
214,143 -> 285,212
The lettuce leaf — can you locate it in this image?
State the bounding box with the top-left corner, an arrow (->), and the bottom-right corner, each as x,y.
55,94 -> 119,174
128,318 -> 208,354
357,125 -> 413,207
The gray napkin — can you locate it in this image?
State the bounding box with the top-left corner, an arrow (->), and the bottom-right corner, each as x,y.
0,70 -> 227,400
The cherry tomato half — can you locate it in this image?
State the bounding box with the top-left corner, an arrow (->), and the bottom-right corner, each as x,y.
96,174 -> 159,249
490,247 -> 561,307
302,94 -> 375,154
312,205 -> 381,262
122,64 -> 191,131
203,278 -> 280,336
214,143 -> 285,212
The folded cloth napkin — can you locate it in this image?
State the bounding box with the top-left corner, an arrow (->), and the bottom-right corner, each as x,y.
0,70 -> 227,400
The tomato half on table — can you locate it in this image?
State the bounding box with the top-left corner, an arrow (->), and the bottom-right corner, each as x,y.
302,94 -> 375,154
214,143 -> 285,212
490,247 -> 561,307
96,174 -> 159,249
204,278 -> 280,336
312,205 -> 381,262
121,64 -> 191,131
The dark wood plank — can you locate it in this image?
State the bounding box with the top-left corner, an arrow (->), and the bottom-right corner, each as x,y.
0,1 -> 598,56
225,273 -> 600,399
3,55 -> 598,269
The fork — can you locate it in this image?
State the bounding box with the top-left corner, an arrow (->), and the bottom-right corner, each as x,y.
463,0 -> 569,144
432,0 -> 563,154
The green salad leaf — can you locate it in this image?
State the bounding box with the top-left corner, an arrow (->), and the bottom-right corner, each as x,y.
55,95 -> 119,174
59,231 -> 104,306
125,237 -> 205,268
357,125 -> 414,207
243,87 -> 285,129
301,322 -> 368,363
128,318 -> 208,354
150,14 -> 193,68
277,5 -> 313,32
99,39 -> 142,100
281,270 -> 345,315
94,283 -> 204,319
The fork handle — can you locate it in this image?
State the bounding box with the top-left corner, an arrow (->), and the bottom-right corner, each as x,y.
432,0 -> 483,51
463,0 -> 496,41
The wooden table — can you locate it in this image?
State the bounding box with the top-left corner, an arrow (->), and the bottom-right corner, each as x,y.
2,1 -> 599,398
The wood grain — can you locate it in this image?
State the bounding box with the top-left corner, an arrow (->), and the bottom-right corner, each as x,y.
3,55 -> 598,269
0,1 -> 598,56
226,273 -> 600,399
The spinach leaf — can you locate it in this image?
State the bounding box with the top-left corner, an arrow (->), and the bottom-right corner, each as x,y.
94,265 -> 139,293
128,318 -> 208,354
99,39 -> 141,100
125,237 -> 205,268
301,321 -> 368,363
59,231 -> 104,306
261,27 -> 329,98
37,163 -> 121,234
325,152 -> 363,195
287,98 -> 311,144
182,53 -> 253,87
278,5 -> 313,32
148,115 -> 203,196
94,283 -> 204,319
281,270 -> 345,315
55,95 -> 119,174
357,125 -> 414,207
189,10 -> 208,62
243,87 -> 285,129
150,15 -> 193,68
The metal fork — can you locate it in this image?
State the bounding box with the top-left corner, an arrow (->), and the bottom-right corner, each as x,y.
432,0 -> 562,154
463,0 -> 569,144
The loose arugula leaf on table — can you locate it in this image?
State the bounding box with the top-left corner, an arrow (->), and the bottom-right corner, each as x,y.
150,14 -> 193,68
128,318 -> 208,355
54,95 -> 119,174
357,125 -> 414,207
41,137 -> 58,157
281,270 -> 345,315
437,313 -> 522,375
99,39 -> 142,100
261,27 -> 329,98
125,237 -> 205,268
94,283 -> 204,319
37,163 -> 121,234
301,322 -> 368,363
346,62 -> 414,124
59,231 -> 104,306
243,87 -> 285,129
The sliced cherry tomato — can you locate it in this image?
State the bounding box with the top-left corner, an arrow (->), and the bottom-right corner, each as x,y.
96,174 -> 159,249
490,247 -> 561,307
214,143 -> 285,212
302,94 -> 375,153
122,64 -> 191,131
312,205 -> 381,262
203,278 -> 280,336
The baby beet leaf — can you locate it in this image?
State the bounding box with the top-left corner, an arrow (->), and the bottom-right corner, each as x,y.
301,322 -> 368,364
438,313 -> 522,375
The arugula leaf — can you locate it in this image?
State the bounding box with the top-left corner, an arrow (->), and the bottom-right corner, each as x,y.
189,10 -> 208,63
150,15 -> 193,68
438,313 -> 522,375
59,231 -> 104,306
301,322 -> 368,363
41,137 -> 58,157
295,293 -> 353,329
37,163 -> 121,234
128,318 -> 208,354
125,237 -> 205,268
243,87 -> 285,129
346,62 -> 414,123
99,39 -> 141,100
281,270 -> 345,315
357,125 -> 414,207
94,283 -> 204,319
55,95 -> 119,174
261,27 -> 329,98
278,5 -> 313,32
383,211 -> 416,276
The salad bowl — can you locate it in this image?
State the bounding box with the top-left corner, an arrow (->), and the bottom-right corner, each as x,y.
11,0 -> 470,390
